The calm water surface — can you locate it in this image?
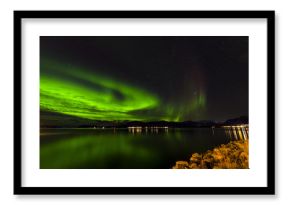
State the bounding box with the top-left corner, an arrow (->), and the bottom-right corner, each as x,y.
40,128 -> 237,169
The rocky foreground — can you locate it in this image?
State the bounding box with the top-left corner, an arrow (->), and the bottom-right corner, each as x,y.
173,140 -> 249,169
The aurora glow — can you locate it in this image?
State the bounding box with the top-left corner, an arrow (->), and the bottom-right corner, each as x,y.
41,59 -> 206,121
41,60 -> 159,121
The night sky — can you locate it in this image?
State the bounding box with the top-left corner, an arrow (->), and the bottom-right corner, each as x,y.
40,36 -> 248,123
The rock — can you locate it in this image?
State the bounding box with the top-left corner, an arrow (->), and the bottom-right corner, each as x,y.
172,161 -> 189,169
189,163 -> 199,169
190,153 -> 201,163
172,140 -> 249,169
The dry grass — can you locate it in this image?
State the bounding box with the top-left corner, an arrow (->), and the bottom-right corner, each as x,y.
173,140 -> 249,169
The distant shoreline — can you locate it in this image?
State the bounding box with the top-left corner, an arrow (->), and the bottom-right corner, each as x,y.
40,116 -> 249,129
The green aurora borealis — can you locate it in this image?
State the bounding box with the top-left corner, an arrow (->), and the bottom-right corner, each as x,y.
40,59 -> 206,121
40,36 -> 249,124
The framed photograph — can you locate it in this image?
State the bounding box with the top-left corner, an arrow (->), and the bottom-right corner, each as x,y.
14,11 -> 275,195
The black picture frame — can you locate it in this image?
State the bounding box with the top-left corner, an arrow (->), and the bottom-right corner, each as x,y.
14,10 -> 275,195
